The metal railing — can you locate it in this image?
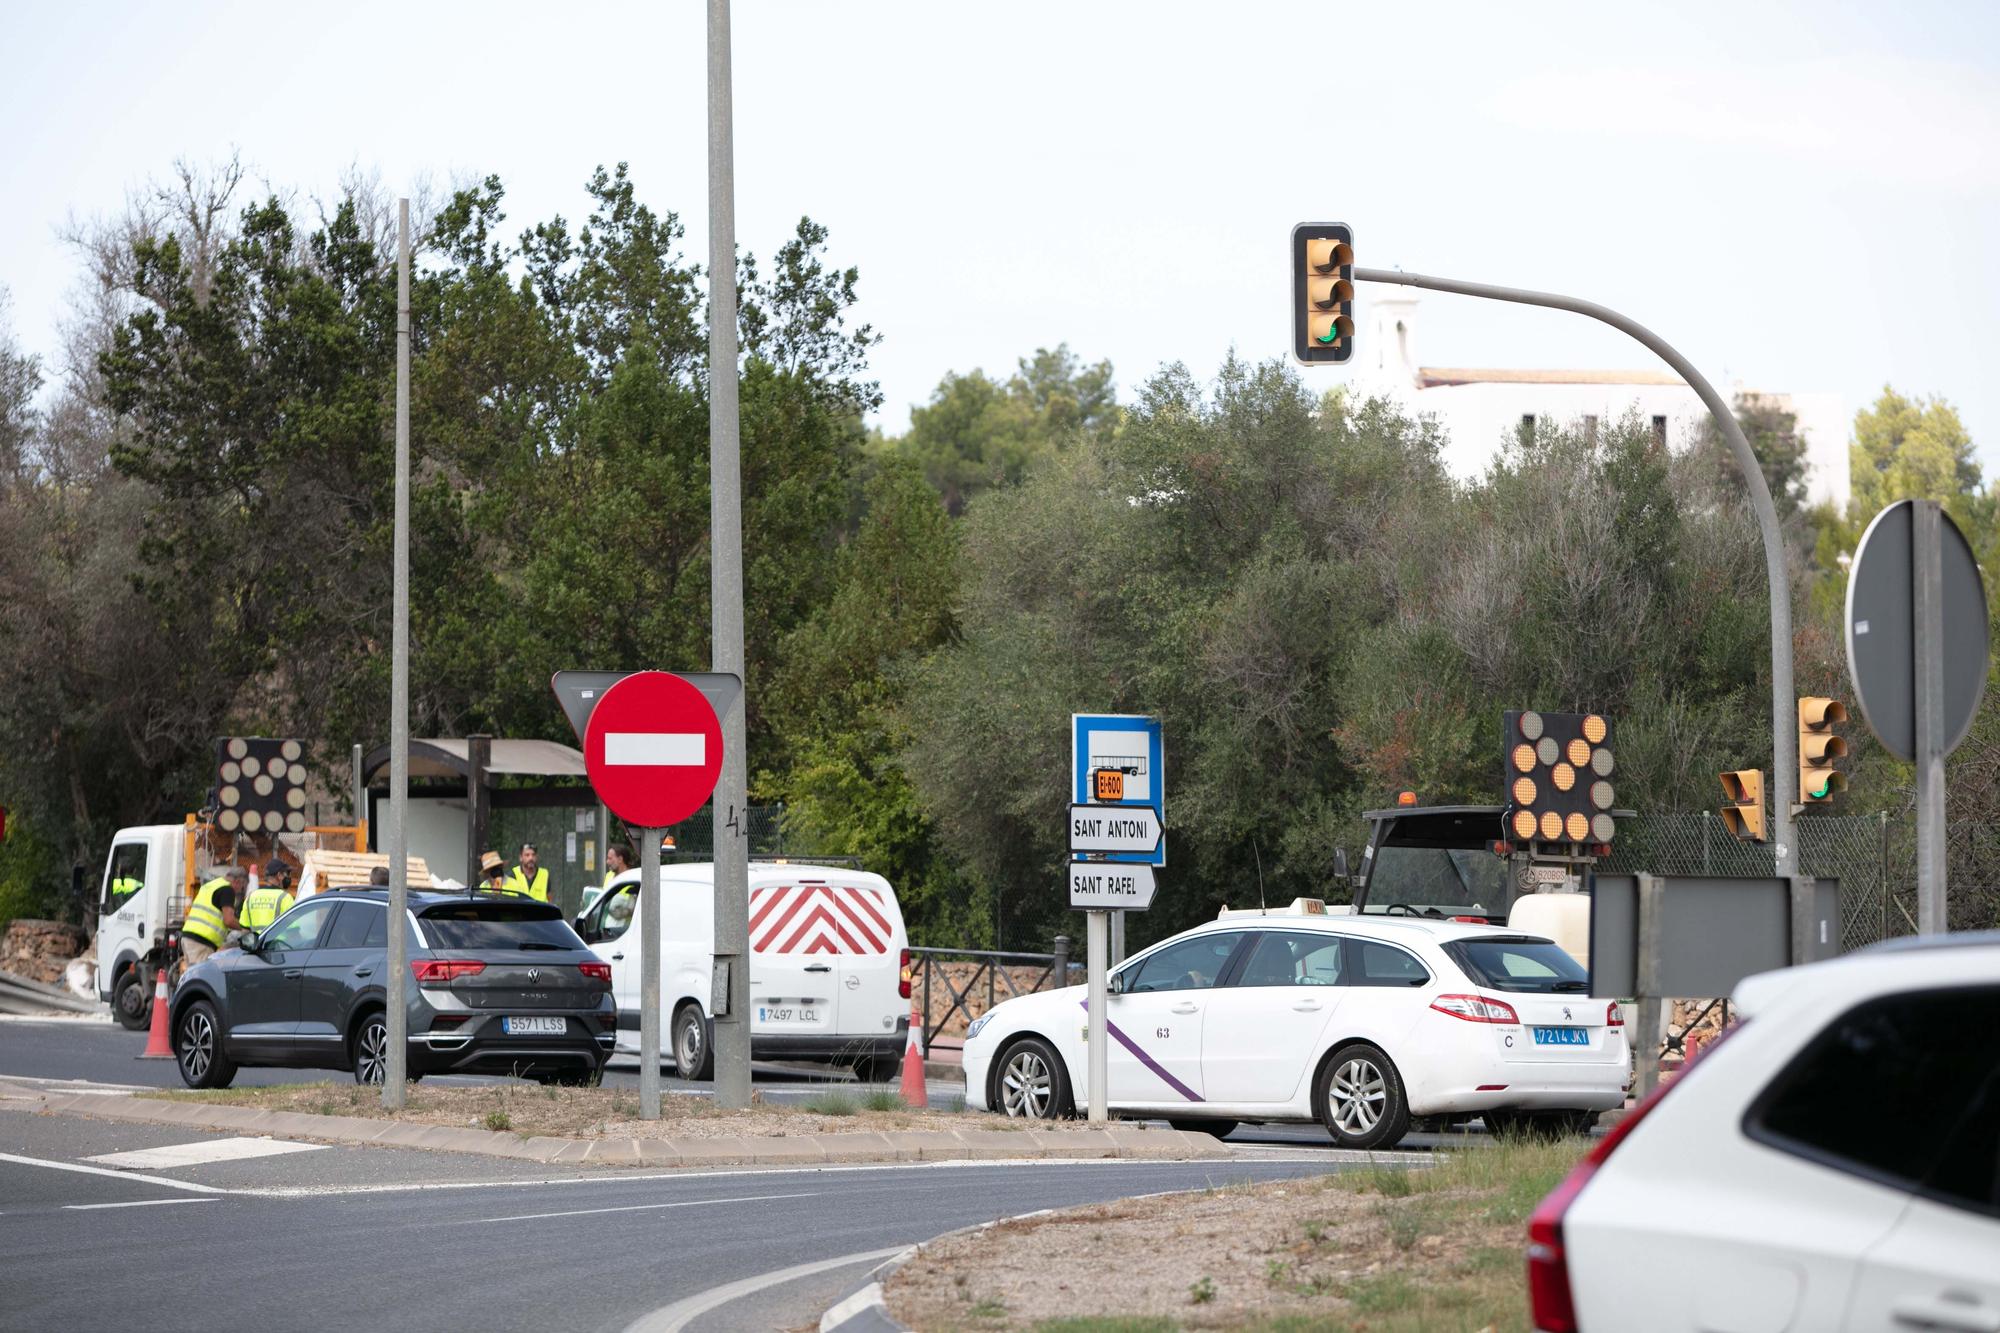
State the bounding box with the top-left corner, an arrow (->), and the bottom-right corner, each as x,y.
910,939 -> 1081,1048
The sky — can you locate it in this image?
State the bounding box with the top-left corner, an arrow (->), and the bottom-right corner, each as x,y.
4,1 -> 1998,479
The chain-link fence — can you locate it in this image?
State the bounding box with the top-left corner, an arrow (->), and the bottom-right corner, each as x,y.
1602,811 -> 2000,953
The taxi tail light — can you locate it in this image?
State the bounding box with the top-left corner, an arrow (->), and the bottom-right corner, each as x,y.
1526,1017 -> 1744,1333
1606,1001 -> 1624,1027
1429,993 -> 1520,1024
578,960 -> 611,983
411,958 -> 485,986
898,948 -> 913,1000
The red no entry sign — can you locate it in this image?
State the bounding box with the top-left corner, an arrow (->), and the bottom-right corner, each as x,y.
582,671 -> 725,828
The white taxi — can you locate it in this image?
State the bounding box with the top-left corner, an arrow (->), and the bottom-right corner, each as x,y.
962,901 -> 1629,1148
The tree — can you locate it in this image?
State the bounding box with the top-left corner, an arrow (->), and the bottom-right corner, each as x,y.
1697,391 -> 1811,519
1849,385 -> 1980,517
878,344 -> 1115,514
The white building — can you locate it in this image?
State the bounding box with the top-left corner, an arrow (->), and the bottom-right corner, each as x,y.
1351,290 -> 1850,511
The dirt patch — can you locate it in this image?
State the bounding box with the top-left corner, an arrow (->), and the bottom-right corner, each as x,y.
147,1082 -> 1017,1140
885,1136 -> 1589,1332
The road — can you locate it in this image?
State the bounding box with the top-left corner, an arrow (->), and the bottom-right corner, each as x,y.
0,1102 -> 1370,1332
0,1014 -> 1468,1152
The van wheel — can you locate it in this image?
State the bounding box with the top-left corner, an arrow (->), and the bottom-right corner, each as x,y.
993,1037 -> 1070,1119
674,1004 -> 714,1081
174,1000 -> 236,1089
850,1053 -> 903,1084
114,967 -> 151,1031
1315,1043 -> 1409,1149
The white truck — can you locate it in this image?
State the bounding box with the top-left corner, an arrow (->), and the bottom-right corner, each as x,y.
574,860 -> 912,1081
91,815 -> 395,1029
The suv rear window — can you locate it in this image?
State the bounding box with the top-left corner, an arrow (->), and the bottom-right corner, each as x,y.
419,902 -> 586,951
1444,937 -> 1589,993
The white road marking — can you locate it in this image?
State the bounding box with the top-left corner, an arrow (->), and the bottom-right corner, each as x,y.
64,1198 -> 220,1211
0,1151 -> 228,1195
621,1245 -> 908,1333
463,1189 -> 817,1225
605,732 -> 705,766
85,1137 -> 326,1170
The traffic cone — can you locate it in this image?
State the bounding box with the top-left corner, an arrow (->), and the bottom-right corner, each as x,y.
899,1006 -> 927,1108
138,968 -> 173,1060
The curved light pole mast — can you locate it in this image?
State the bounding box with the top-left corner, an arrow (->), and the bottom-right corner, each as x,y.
1353,267 -> 1797,873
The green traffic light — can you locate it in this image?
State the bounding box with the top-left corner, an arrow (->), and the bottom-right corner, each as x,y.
1316,327 -> 1339,345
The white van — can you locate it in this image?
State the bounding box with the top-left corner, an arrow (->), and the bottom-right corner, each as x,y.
573,861 -> 911,1081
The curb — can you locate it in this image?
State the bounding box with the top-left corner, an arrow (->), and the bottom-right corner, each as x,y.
20,1091 -> 1229,1171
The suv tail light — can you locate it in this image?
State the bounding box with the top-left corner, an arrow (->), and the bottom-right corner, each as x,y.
898,948 -> 912,1001
1430,993 -> 1521,1024
1606,1001 -> 1624,1027
578,961 -> 611,983
1526,1019 -> 1744,1332
411,958 -> 484,986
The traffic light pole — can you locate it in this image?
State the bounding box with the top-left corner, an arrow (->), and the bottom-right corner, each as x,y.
1354,267 -> 1797,877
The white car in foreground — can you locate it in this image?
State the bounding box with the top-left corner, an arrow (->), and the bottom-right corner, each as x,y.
963,901 -> 1629,1148
1532,930 -> 2000,1333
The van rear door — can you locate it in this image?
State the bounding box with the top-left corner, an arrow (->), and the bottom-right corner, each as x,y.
825,877 -> 905,1038
747,879 -> 842,1039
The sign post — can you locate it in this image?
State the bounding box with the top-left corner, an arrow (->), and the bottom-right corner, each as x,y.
1068,715 -> 1165,1124
1845,499 -> 1990,934
562,670 -> 734,1119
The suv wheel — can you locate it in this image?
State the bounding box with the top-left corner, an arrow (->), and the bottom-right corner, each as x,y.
674,1004 -> 714,1081
1315,1042 -> 1410,1149
352,1012 -> 389,1086
175,999 -> 237,1089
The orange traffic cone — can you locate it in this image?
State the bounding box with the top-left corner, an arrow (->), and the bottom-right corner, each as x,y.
899,1007 -> 927,1108
138,968 -> 173,1060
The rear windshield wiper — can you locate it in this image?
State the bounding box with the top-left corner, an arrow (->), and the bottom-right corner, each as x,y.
1549,979 -> 1588,992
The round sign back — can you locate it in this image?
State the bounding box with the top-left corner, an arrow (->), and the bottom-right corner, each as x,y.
1845,500 -> 1990,763
582,671 -> 725,829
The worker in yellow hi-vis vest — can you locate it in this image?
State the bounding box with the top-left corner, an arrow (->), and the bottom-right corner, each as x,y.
239,858 -> 295,931
504,843 -> 549,902
181,867 -> 246,968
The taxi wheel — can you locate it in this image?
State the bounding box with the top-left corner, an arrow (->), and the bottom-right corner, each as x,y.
1315,1042 -> 1409,1150
994,1037 -> 1070,1119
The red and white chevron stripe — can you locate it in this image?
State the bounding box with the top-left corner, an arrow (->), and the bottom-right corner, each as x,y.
749,883 -> 893,955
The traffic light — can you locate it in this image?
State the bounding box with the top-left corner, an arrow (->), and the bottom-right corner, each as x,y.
1798,697 -> 1848,805
1292,223 -> 1355,365
1502,711 -> 1617,849
1720,769 -> 1766,841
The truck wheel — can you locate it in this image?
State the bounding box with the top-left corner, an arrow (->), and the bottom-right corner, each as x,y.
113,967 -> 151,1031
1315,1042 -> 1409,1149
174,999 -> 236,1089
673,1004 -> 714,1081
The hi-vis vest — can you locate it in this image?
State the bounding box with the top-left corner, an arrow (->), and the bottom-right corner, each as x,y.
183,879 -> 231,947
504,866 -> 549,902
240,887 -> 294,931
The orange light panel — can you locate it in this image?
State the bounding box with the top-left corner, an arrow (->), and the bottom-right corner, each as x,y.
1539,811 -> 1563,840
1519,711 -> 1545,741
1512,776 -> 1537,805
1552,762 -> 1576,792
1512,744 -> 1537,774
1566,812 -> 1589,841
1591,748 -> 1614,776
1512,810 -> 1537,839
1536,737 -> 1559,765
1567,738 -> 1591,767
1591,812 -> 1617,842
1583,715 -> 1608,744
1591,780 -> 1614,809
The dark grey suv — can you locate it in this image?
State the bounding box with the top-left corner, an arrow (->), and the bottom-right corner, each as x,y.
169,890 -> 615,1088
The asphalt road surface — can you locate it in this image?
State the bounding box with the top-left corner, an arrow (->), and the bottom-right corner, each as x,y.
0,1015 -> 1479,1152
0,1104 -> 1373,1333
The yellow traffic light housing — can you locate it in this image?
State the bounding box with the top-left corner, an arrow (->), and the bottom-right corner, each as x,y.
1292,223 -> 1355,365
1720,769 -> 1766,841
1798,697 -> 1848,805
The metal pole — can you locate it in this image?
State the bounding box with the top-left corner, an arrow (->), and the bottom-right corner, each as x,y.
639,825 -> 662,1118
1086,910 -> 1108,1123
1356,268 -> 1798,876
1913,500 -> 1947,933
383,200 -> 412,1109
1632,872 -> 1664,1099
1110,910 -> 1125,967
707,0 -> 751,1110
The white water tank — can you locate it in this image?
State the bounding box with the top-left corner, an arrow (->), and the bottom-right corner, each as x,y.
1508,891 -> 1591,969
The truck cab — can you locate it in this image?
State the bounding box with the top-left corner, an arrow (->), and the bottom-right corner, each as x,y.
93,824 -> 192,1027
1350,805 -> 1524,923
